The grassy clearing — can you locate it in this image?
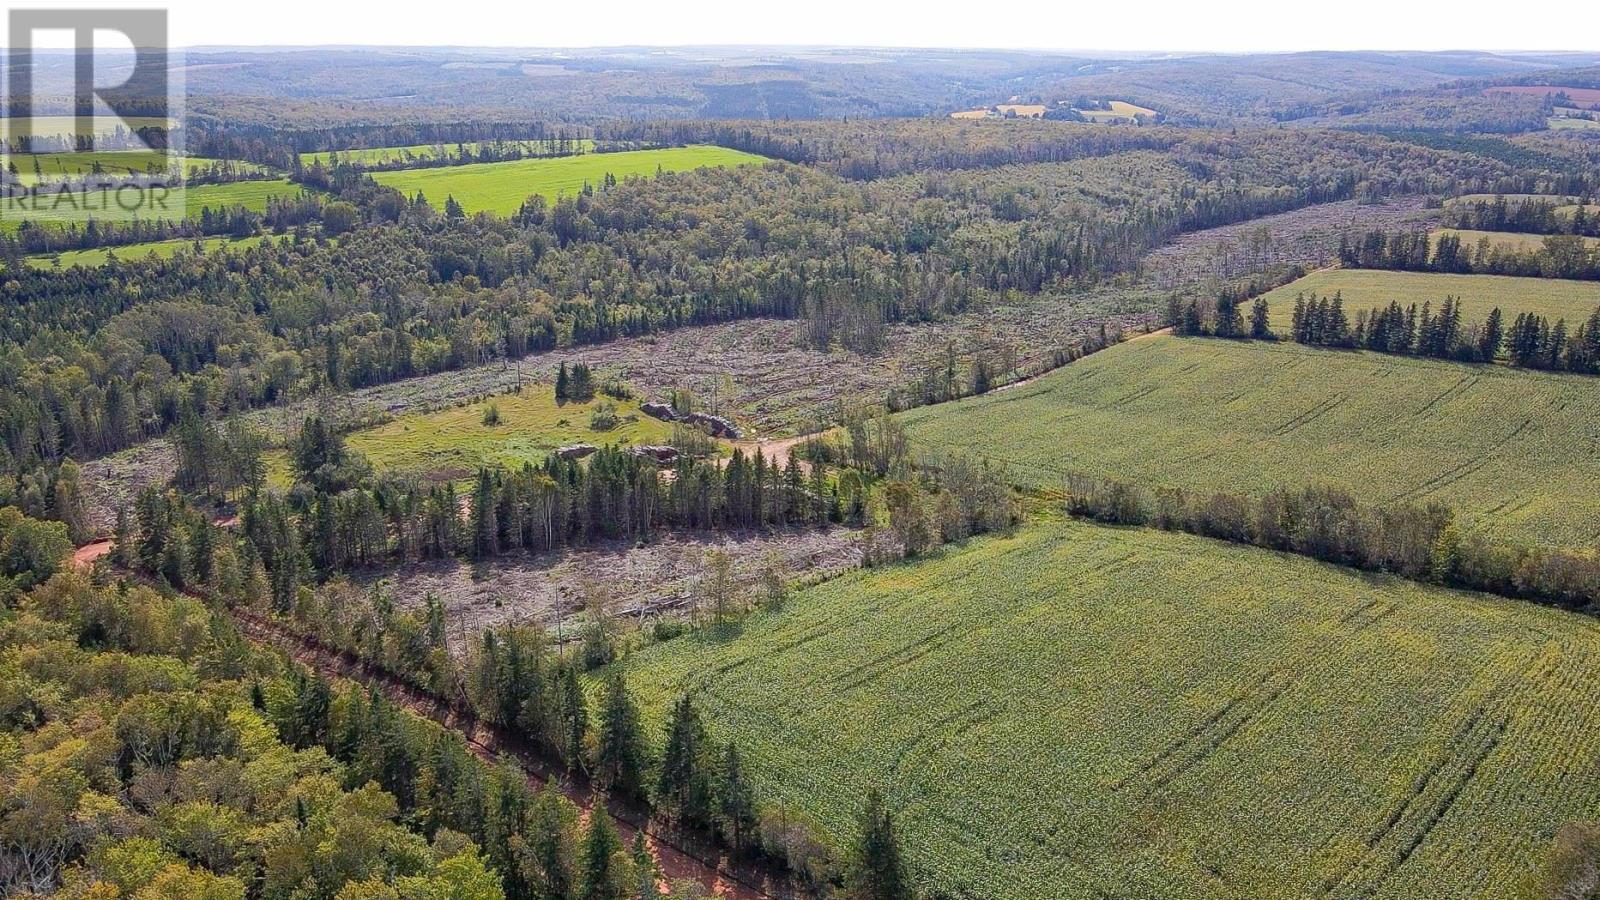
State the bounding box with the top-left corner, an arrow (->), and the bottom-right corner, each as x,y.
1078,100 -> 1157,121
1257,268 -> 1600,332
618,519 -> 1600,898
262,387 -> 674,487
22,234 -> 280,270
1556,203 -> 1600,219
0,115 -> 171,142
369,145 -> 766,216
1431,227 -> 1600,255
1550,116 -> 1600,130
1,151 -> 265,184
299,139 -> 595,167
0,178 -> 306,231
1444,193 -> 1576,207
899,334 -> 1600,548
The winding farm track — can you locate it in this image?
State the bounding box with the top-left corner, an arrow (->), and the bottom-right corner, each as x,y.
225,608 -> 794,899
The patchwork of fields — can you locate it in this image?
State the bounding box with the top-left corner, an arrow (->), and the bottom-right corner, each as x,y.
261,386 -> 674,487
370,145 -> 767,215
899,335 -> 1600,548
1256,268 -> 1600,331
619,520 -> 1600,898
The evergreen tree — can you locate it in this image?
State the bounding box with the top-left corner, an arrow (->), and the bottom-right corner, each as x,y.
1479,307 -> 1504,361
1249,297 -> 1273,340
577,801 -> 625,900
849,789 -> 912,900
717,743 -> 758,855
656,694 -> 713,824
558,664 -> 588,770
593,670 -> 646,799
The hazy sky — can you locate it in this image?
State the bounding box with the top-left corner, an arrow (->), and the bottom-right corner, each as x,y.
9,0 -> 1599,52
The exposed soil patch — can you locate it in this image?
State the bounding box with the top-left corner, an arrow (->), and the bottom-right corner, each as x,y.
72,538 -> 114,570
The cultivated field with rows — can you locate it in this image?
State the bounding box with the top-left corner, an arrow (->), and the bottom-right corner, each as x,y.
899,334 -> 1600,548
1256,268 -> 1600,332
618,520 -> 1600,898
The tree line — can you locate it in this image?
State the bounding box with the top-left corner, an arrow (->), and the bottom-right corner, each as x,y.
1065,475 -> 1600,614
1340,228 -> 1600,281
1169,285 -> 1600,376
1444,195 -> 1599,238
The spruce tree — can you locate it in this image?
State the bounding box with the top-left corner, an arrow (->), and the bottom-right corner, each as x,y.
578,801 -> 625,900
1249,297 -> 1273,340
849,789 -> 912,900
594,669 -> 646,798
657,694 -> 712,824
717,743 -> 758,854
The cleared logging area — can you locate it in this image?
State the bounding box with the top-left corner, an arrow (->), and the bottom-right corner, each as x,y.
898,335 -> 1600,548
617,520 -> 1600,898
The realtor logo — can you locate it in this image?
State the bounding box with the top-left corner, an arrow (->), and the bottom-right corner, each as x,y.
3,9 -> 184,223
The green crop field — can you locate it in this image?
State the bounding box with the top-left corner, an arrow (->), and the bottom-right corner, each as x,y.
261,386 -> 675,487
22,234 -> 280,270
1257,269 -> 1600,332
617,520 -> 1600,898
369,145 -> 767,215
299,139 -> 595,167
0,178 -> 306,232
1431,227 -> 1600,255
899,335 -> 1600,548
1,151 -> 265,184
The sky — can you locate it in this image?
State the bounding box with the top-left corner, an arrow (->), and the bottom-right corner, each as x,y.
7,0 -> 1599,53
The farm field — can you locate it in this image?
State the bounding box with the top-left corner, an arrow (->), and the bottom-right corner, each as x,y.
22,234 -> 280,269
1078,99 -> 1157,121
1557,203 -> 1600,219
0,115 -> 172,142
1256,268 -> 1600,331
0,177 -> 306,231
1444,193 -> 1577,207
617,519 -> 1600,898
261,386 -> 675,487
1550,116 -> 1600,130
1478,84 -> 1600,104
899,335 -> 1600,548
1431,227 -> 1600,254
1,150 -> 262,183
298,138 -> 595,167
370,145 -> 766,215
